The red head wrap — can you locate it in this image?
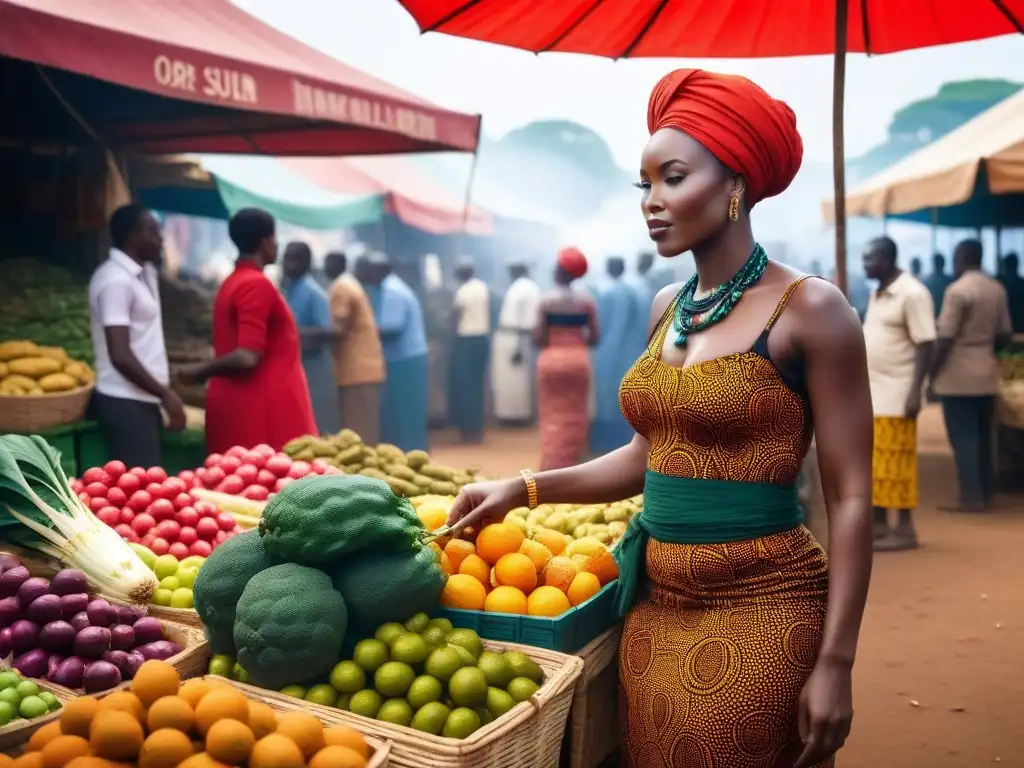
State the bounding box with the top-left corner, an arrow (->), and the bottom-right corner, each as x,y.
557,247 -> 588,279
647,69 -> 803,206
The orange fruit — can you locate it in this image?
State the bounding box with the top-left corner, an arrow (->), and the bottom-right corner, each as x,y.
249,734 -> 305,768
443,539 -> 476,572
177,754 -> 230,768
439,551 -> 454,575
138,728 -> 195,768
205,718 -> 255,765
131,660 -> 180,708
582,549 -> 620,585
274,711 -> 325,759
439,573 -> 487,610
322,726 -> 368,758
566,572 -> 602,606
178,679 -> 214,709
247,700 -> 279,740
541,556 -> 579,592
40,734 -> 90,767
416,506 -> 448,531
89,710 -> 145,761
427,541 -> 443,559
475,523 -> 525,565
458,553 -> 491,586
518,539 -> 553,571
532,529 -> 569,556
62,759 -> 110,768
146,695 -> 195,734
527,585 -> 571,617
309,745 -> 367,768
28,721 -> 64,752
194,688 -> 250,737
96,691 -> 144,723
494,553 -> 538,592
10,755 -> 42,768
484,585 -> 528,614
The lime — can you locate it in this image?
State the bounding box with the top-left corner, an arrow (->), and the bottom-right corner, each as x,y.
443,707 -> 482,739
15,681 -> 40,699
152,588 -> 173,607
507,677 -> 540,703
18,695 -> 47,719
503,651 -> 544,684
0,701 -> 14,726
37,692 -> 59,711
407,675 -> 443,710
427,617 -> 454,634
154,553 -> 179,580
486,687 -> 516,719
208,655 -> 234,678
130,542 -> 157,569
0,671 -> 19,690
448,667 -> 488,708
158,575 -> 181,591
232,663 -> 250,684
390,634 -> 429,666
305,684 -> 338,707
404,612 -> 431,633
424,646 -> 463,683
348,689 -> 384,719
279,685 -> 307,699
0,688 -> 20,708
353,639 -> 390,673
329,661 -> 366,694
448,644 -> 477,667
410,701 -> 450,735
170,588 -> 194,609
335,693 -> 352,711
374,622 -> 407,647
446,628 -> 483,660
180,555 -> 206,570
477,651 -> 513,688
176,566 -> 199,589
377,698 -> 414,726
475,707 -> 494,726
374,662 -> 415,698
420,625 -> 448,649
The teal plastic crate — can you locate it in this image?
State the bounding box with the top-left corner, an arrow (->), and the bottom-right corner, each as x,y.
75,421 -> 109,474
436,580 -> 619,653
161,428 -> 207,475
2,423 -> 80,478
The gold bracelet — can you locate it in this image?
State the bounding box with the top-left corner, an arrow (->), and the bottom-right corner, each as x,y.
518,469 -> 539,509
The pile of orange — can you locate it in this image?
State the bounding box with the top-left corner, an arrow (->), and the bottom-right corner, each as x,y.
431,523 -> 619,616
7,660 -> 371,768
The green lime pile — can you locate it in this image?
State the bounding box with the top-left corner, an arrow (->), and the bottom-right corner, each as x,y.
0,670 -> 62,726
280,613 -> 546,739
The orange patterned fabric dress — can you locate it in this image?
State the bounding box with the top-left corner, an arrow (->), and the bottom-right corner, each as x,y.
617,277 -> 832,768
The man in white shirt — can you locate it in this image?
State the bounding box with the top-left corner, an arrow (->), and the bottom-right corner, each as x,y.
448,257 -> 491,443
88,204 -> 185,467
491,262 -> 542,425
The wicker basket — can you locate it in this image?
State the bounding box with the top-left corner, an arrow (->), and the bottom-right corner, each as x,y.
146,604 -> 202,628
0,384 -> 94,433
998,380 -> 1024,430
202,640 -> 583,768
563,627 -> 620,768
0,679 -> 78,752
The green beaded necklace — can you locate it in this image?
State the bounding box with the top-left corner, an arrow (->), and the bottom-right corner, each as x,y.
672,243 -> 768,347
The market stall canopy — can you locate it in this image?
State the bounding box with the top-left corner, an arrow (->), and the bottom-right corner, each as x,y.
0,0 -> 480,155
822,88 -> 1024,228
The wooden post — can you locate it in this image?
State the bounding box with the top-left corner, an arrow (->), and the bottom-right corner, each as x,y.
831,0 -> 849,297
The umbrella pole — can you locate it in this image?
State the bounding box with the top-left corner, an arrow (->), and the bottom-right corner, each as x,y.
831,0 -> 849,296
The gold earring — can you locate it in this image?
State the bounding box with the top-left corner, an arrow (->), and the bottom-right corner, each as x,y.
728,195 -> 740,222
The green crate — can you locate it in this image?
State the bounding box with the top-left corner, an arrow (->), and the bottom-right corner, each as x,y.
32,423 -> 80,479
75,421 -> 109,474
161,429 -> 207,475
436,580 -> 618,653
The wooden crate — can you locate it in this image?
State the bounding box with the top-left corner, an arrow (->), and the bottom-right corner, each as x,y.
561,627 -> 621,768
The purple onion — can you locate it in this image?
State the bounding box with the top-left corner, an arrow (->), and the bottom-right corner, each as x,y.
38,620 -> 76,652
115,604 -> 145,625
0,566 -> 30,598
131,617 -> 164,645
83,660 -> 121,692
73,626 -> 111,659
135,640 -> 182,661
109,625 -> 135,652
10,619 -> 39,653
12,649 -> 49,678
124,650 -> 145,679
85,599 -> 116,628
49,569 -> 88,597
102,649 -> 131,678
0,597 -> 21,628
27,594 -> 62,624
59,593 -> 89,620
51,656 -> 86,688
47,653 -> 64,679
0,553 -> 21,575
68,612 -> 90,633
0,628 -> 11,658
17,578 -> 49,611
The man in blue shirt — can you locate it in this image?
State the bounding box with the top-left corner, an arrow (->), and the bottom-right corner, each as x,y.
357,252 -> 429,451
282,242 -> 340,435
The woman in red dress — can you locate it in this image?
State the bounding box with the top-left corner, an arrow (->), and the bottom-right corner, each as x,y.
180,208 -> 316,454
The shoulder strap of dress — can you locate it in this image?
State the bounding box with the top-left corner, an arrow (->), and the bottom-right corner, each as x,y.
763,275 -> 820,333
646,290 -> 681,353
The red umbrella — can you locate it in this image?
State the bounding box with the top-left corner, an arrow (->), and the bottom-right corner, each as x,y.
397,0 -> 1024,293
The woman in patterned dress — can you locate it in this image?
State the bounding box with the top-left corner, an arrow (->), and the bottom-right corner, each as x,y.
447,69 -> 873,768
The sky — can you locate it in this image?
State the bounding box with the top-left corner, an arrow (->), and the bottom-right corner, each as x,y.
235,0 -> 1019,170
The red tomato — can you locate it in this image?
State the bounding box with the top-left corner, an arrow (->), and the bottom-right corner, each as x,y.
168,542 -> 191,560
129,467 -> 148,478
273,477 -> 294,493
203,466 -> 226,487
190,475 -> 205,490
113,523 -> 135,540
162,477 -> 187,498
102,461 -> 127,480
127,491 -> 152,512
96,506 -> 121,527
287,461 -> 312,480
119,508 -> 136,525
105,487 -> 128,508
241,451 -> 268,470
117,473 -> 142,494
310,458 -> 331,475
89,496 -> 110,514
255,469 -> 277,489
131,513 -> 156,536
85,481 -> 109,499
219,455 -> 242,475
176,507 -> 200,528
241,485 -> 270,502
265,454 -> 293,478
195,517 -> 220,541
204,453 -> 223,469
252,443 -> 275,457
225,446 -> 247,460
149,498 -> 176,522
235,465 -> 259,486
155,519 -> 181,541
216,512 -> 237,532
213,530 -> 229,547
149,537 -> 170,556
145,467 -> 168,484
70,479 -> 84,494
190,539 -> 213,558
217,475 -> 246,496
177,470 -> 195,488
145,482 -> 166,500
140,533 -> 156,549
172,493 -> 193,511
82,467 -> 112,486
78,492 -> 91,506
192,500 -> 219,519
178,526 -> 198,546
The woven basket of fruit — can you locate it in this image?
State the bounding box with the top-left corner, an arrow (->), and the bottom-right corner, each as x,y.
0,672 -> 74,752
0,340 -> 96,432
0,384 -> 94,433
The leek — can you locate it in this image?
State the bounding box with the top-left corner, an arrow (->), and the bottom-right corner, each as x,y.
0,434 -> 158,605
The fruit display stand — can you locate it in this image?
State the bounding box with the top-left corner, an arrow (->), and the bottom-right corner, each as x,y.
561,627 -> 620,768
200,641 -> 583,768
0,679 -> 75,752
0,384 -> 94,435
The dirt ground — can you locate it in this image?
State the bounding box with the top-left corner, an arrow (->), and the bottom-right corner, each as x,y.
430,405 -> 1024,767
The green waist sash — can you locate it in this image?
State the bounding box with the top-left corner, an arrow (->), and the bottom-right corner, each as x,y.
613,470 -> 803,617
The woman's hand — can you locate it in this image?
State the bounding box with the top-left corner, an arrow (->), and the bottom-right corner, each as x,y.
447,478 -> 526,534
793,659 -> 853,768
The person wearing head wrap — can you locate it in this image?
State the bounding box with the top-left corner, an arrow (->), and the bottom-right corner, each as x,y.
529,247 -> 600,469
443,71 -> 873,768
491,261 -> 543,424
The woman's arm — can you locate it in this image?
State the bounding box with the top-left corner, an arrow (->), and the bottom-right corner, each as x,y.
180,279 -> 272,383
